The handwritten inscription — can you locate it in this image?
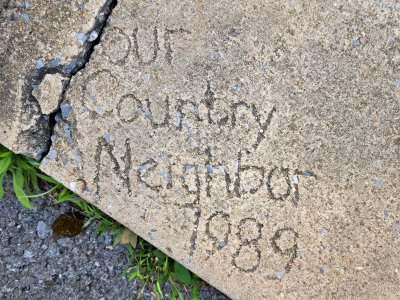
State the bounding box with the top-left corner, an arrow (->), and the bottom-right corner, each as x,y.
118,84 -> 276,151
92,130 -> 316,279
232,218 -> 263,272
205,214 -> 300,278
84,25 -> 317,279
85,75 -> 277,155
94,139 -> 314,201
131,26 -> 191,65
132,26 -> 159,65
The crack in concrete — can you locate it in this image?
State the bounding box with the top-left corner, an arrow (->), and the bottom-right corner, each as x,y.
38,0 -> 118,161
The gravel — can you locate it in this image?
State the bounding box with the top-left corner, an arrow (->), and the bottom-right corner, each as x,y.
0,178 -> 229,300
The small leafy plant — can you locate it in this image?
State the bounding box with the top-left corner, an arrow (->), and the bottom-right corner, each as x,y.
0,144 -> 203,299
0,145 -> 64,208
124,240 -> 201,299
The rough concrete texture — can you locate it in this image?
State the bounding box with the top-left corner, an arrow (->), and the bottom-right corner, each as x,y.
2,0 -> 400,299
0,0 -> 112,159
32,73 -> 69,115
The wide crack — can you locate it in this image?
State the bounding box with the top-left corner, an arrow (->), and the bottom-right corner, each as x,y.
38,0 -> 118,161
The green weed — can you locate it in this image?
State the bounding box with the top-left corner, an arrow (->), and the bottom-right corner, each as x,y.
0,145 -> 63,208
123,239 -> 202,299
0,144 -> 203,299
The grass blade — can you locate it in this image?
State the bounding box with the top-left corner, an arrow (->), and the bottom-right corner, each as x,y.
174,262 -> 192,285
0,151 -> 12,158
0,155 -> 12,174
12,171 -> 33,209
36,173 -> 60,185
0,172 -> 5,199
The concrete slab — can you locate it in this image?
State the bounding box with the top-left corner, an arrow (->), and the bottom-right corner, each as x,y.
0,0 -> 112,159
2,0 -> 400,298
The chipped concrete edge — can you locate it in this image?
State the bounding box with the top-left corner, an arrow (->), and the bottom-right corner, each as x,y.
9,0 -> 118,160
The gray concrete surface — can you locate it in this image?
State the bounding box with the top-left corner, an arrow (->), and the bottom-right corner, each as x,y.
0,0 -> 113,158
2,0 -> 399,298
39,1 -> 400,298
0,178 -> 228,300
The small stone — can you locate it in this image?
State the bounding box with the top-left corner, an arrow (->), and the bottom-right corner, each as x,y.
76,32 -> 87,44
49,57 -> 61,68
50,135 -> 57,143
105,131 -> 111,144
46,245 -> 60,258
228,28 -> 240,37
36,221 -> 48,239
63,124 -> 73,142
275,269 -> 286,279
232,83 -> 241,93
102,233 -> 113,245
374,179 -> 382,188
47,149 -> 57,159
88,31 -> 98,41
351,38 -> 361,46
69,182 -> 77,192
22,13 -> 30,23
35,60 -> 45,69
57,238 -> 73,248
148,231 -> 156,240
23,250 -> 34,259
64,60 -> 77,74
61,103 -> 72,119
32,73 -> 69,115
61,156 -> 69,164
